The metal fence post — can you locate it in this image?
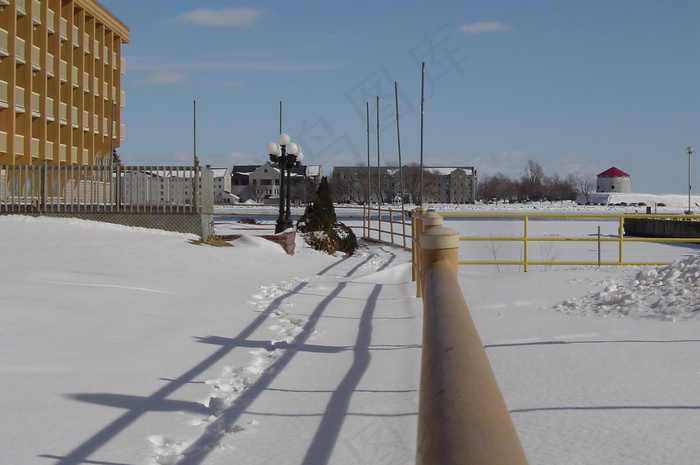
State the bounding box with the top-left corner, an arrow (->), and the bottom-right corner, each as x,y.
40,160 -> 47,212
114,162 -> 122,211
411,207 -> 426,283
618,216 -> 624,264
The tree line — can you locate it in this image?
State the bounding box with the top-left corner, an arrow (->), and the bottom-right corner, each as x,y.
330,163 -> 461,205
479,160 -> 595,203
328,159 -> 595,204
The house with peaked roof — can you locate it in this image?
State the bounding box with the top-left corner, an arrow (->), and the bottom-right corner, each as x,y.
212,168 -> 235,203
231,162 -> 322,203
597,167 -> 631,193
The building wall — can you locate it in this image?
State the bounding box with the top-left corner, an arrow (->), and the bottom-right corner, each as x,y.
435,169 -> 475,204
232,163 -> 321,203
0,0 -> 129,166
212,168 -> 233,203
249,163 -> 280,202
332,165 -> 477,204
597,176 -> 631,193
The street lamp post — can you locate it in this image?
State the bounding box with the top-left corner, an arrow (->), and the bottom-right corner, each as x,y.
687,146 -> 694,215
266,133 -> 303,233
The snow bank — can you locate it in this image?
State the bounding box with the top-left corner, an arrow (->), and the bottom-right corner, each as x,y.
1,214 -> 198,237
557,254 -> 700,321
231,234 -> 286,252
582,192 -> 700,208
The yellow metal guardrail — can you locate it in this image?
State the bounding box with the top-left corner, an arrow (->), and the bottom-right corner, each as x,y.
409,209 -> 699,463
439,212 -> 700,272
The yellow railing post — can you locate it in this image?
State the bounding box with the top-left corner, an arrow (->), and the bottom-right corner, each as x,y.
417,226 -> 529,465
618,216 -> 624,264
523,215 -> 529,272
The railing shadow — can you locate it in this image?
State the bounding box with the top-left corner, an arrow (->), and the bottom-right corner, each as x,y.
175,281 -> 350,464
45,241 -> 405,465
511,405 -> 700,414
486,339 -> 700,349
43,280 -> 309,465
300,284 -> 382,465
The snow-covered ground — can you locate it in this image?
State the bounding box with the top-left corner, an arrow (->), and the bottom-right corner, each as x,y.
2,208 -> 700,464
581,192 -> 700,208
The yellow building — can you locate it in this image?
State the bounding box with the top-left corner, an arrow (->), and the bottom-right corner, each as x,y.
0,0 -> 128,166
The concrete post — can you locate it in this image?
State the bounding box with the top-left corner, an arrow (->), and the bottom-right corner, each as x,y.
416,226 -> 529,465
415,211 -> 443,298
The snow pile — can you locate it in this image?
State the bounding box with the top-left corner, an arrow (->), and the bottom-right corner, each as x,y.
557,254 -> 700,320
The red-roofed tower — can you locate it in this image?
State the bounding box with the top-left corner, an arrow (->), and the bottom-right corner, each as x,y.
597,167 -> 631,193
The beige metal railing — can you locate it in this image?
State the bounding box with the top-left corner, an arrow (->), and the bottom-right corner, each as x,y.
400,208 -> 700,463
362,204 -> 411,250
414,220 -> 529,465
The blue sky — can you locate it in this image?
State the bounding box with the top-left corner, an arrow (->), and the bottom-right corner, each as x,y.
100,0 -> 699,194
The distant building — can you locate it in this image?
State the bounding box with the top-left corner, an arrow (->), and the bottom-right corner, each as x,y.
231,163 -> 322,203
430,167 -> 478,204
212,168 -> 235,203
331,165 -> 477,204
597,167 -> 631,193
122,167 -> 230,205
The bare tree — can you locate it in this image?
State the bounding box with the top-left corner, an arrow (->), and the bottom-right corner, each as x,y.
568,171 -> 595,203
478,173 -> 517,202
479,161 -> 580,203
518,160 -> 546,201
402,163 -> 422,204
401,163 -> 441,204
330,165 -> 373,204
291,176 -> 318,205
543,173 -> 576,201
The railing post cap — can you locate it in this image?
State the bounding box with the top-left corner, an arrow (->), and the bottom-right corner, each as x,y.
415,206 -> 427,214
423,211 -> 443,226
421,226 -> 459,250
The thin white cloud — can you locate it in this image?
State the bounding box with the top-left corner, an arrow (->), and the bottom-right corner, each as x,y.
137,70 -> 186,85
216,80 -> 245,88
131,61 -> 338,73
459,22 -> 511,34
470,150 -> 528,177
175,7 -> 265,27
195,151 -> 258,169
177,61 -> 339,72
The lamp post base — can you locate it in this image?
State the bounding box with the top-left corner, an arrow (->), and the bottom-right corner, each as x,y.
275,219 -> 293,234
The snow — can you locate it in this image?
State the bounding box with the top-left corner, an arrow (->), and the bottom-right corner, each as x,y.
2,208 -> 700,464
582,192 -> 700,208
557,255 -> 700,320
